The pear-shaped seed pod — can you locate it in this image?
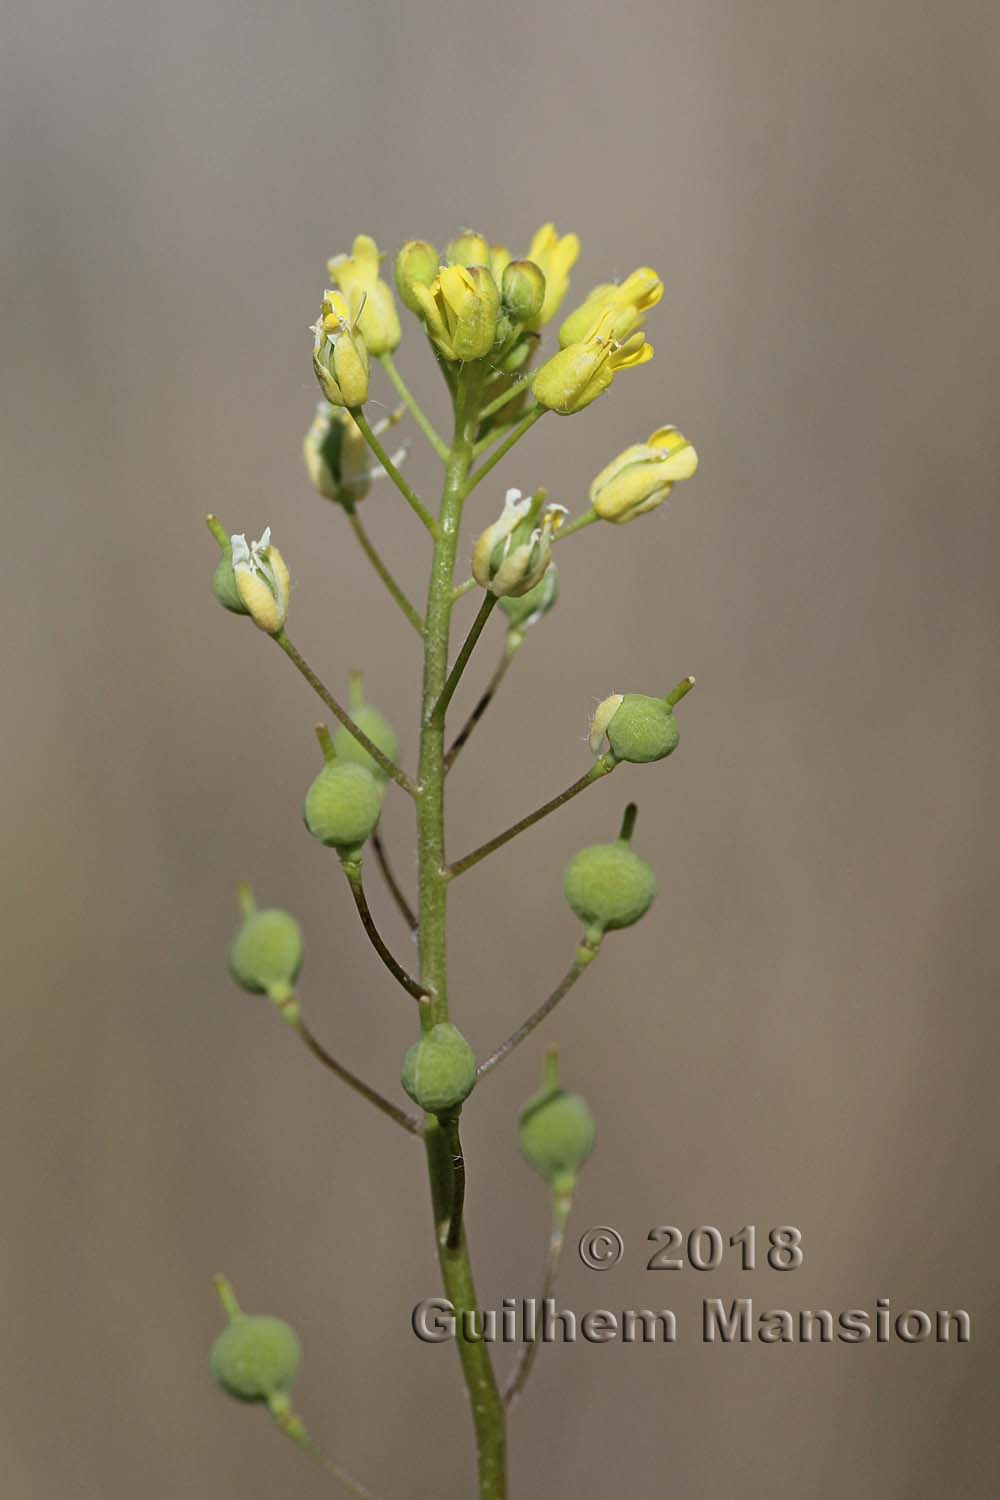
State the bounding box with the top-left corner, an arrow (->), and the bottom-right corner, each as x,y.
210,1315 -> 301,1404
230,908 -> 304,996
563,842 -> 656,932
401,1022 -> 477,1115
333,705 -> 400,781
606,694 -> 679,764
212,553 -> 248,614
519,1087 -> 595,1182
303,762 -> 383,850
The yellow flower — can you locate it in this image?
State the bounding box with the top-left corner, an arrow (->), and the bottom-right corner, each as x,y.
524,223 -> 580,329
558,267 -> 664,348
327,234 -> 401,356
531,311 -> 653,415
489,244 -> 512,282
312,290 -> 370,408
412,264 -> 500,362
472,489 -> 565,598
590,427 -> 698,523
395,240 -> 439,313
231,528 -> 291,635
446,230 -> 491,268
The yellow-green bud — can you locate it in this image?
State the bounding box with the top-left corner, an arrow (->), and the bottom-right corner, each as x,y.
230,528 -> 290,635
395,240 -> 440,313
532,311 -> 653,416
446,229 -> 490,268
333,675 -> 400,781
558,267 -> 664,349
471,489 -> 565,599
412,264 -> 500,362
312,290 -> 370,408
498,565 -> 559,632
230,901 -> 304,999
498,332 -> 539,374
401,1022 -> 477,1115
210,1315 -> 301,1404
501,260 -> 546,323
564,839 -> 656,934
327,234 -> 401,356
524,222 -> 580,330
489,244 -> 513,282
519,1086 -> 595,1183
590,427 -> 698,523
304,761 -> 382,851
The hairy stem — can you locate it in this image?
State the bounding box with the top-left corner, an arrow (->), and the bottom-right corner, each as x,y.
463,405 -> 545,499
502,1184 -> 573,1410
372,830 -> 418,934
286,1010 -> 422,1135
431,593 -> 498,727
350,407 -> 440,537
416,362 -> 507,1499
475,937 -> 601,1080
445,635 -> 521,771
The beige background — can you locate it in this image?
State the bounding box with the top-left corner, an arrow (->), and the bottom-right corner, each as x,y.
3,1 -> 998,1496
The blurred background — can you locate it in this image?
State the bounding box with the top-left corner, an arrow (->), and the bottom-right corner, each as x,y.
3,1 -> 998,1495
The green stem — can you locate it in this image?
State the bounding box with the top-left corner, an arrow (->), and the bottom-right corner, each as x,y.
462,405 -> 545,499
430,594 -> 497,727
349,407 -> 440,537
288,1011 -> 422,1135
553,508 -> 599,542
345,506 -> 423,634
274,632 -> 419,796
446,757 -> 617,880
445,634 -> 522,772
416,363 -> 507,1499
378,352 -> 449,462
341,859 -> 427,1002
444,1114 -> 467,1251
477,375 -> 532,424
372,830 -> 418,934
475,936 -> 601,1080
501,1185 -> 573,1410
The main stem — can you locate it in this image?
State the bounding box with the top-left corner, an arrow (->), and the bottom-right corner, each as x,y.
416,364 -> 507,1499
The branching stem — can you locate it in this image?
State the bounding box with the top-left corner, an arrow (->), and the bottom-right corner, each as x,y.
342,860 -> 428,1002
350,407 -> 440,537
345,505 -> 423,634
378,352 -> 449,462
476,936 -> 601,1080
445,635 -> 521,771
430,593 -> 497,727
372,830 -> 418,934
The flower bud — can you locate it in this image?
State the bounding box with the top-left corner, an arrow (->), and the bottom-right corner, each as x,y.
501,259 -> 546,323
497,331 -> 540,374
519,1086 -> 595,1184
210,1315 -> 301,1405
489,244 -> 513,283
531,311 -> 653,416
312,290 -> 370,408
395,240 -> 440,313
498,565 -> 559,633
446,230 -> 490,268
304,760 -> 383,851
472,489 -> 565,599
524,222 -> 580,330
231,528 -> 290,635
327,234 -> 401,356
412,265 -> 500,362
558,267 -> 664,348
564,837 -> 656,934
230,895 -> 304,1001
401,1022 -> 477,1116
332,674 -> 400,781
590,427 -> 698,523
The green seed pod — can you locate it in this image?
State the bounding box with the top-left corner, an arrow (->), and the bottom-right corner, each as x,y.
210,1315 -> 301,1404
502,259 -> 546,323
333,685 -> 400,781
606,694 -> 679,764
499,566 -> 559,632
212,552 -> 249,614
230,906 -> 303,997
564,840 -> 656,933
304,761 -> 383,850
519,1086 -> 595,1183
401,1022 -> 477,1115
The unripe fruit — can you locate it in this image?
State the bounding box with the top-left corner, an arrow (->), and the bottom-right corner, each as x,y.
519,1087 -> 595,1182
401,1023 -> 477,1115
564,841 -> 656,932
499,567 -> 559,631
606,694 -> 679,764
230,908 -> 303,996
210,1315 -> 301,1404
333,705 -> 400,781
304,762 -> 382,850
501,259 -> 546,323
